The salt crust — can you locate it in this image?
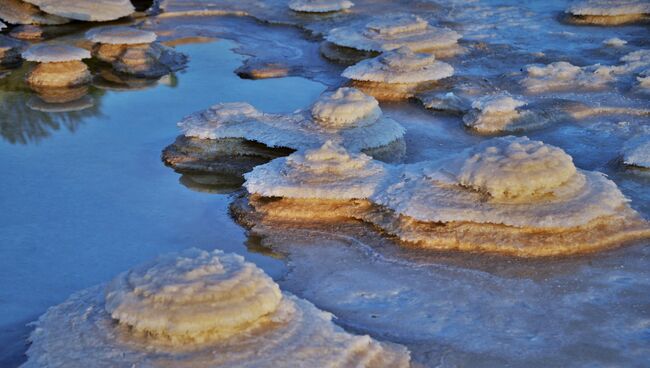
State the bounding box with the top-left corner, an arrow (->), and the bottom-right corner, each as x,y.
622,135 -> 650,168
0,0 -> 69,25
342,47 -> 454,84
86,26 -> 157,45
23,249 -> 410,367
462,94 -> 527,133
244,140 -> 388,200
0,21 -> 6,30
288,0 -> 354,13
604,37 -> 627,47
179,88 -> 405,152
372,136 -> 630,228
22,44 -> 90,63
22,0 -> 135,22
567,0 -> 650,16
326,14 -> 461,52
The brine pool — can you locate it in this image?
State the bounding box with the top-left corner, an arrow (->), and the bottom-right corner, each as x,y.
1,4 -> 650,367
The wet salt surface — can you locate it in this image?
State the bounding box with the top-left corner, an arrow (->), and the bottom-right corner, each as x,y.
0,40 -> 324,366
1,0 -> 649,366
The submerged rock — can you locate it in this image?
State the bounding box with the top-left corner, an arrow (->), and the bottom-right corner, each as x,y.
23,249 -> 411,367
622,135 -> 650,168
342,47 -> 454,100
0,0 -> 69,25
22,0 -> 135,22
325,14 -> 462,61
87,26 -> 187,78
22,44 -> 91,88
288,0 -> 353,13
566,0 -> 650,25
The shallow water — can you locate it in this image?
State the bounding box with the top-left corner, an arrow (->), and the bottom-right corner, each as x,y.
1,1 -> 649,367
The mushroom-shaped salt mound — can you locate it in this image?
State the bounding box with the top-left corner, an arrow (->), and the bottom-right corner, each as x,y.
368,136 -> 650,257
289,0 -> 354,13
566,0 -> 650,25
323,14 -> 462,62
342,46 -> 454,100
242,141 -> 388,222
86,26 -> 187,78
0,0 -> 68,26
22,0 -> 135,22
164,88 -> 405,174
22,44 -> 91,88
463,93 -> 539,133
622,135 -> 650,169
23,249 -> 411,367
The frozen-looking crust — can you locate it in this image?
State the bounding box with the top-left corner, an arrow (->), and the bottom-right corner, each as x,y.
244,141 -> 388,200
566,0 -> 650,25
342,47 -> 454,100
462,94 -> 528,133
86,26 -> 158,45
326,14 -> 462,53
622,135 -> 650,168
177,88 -> 405,152
289,0 -> 354,13
22,249 -> 410,367
22,44 -> 90,63
0,0 -> 69,25
522,50 -> 650,93
239,136 -> 650,257
22,0 -> 135,22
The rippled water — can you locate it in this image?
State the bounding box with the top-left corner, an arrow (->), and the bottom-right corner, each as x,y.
1,1 -> 649,367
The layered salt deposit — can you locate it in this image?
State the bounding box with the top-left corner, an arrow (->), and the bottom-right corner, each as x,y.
289,0 -> 353,13
373,136 -> 628,227
178,88 -> 405,152
23,45 -> 91,88
342,47 -> 453,99
523,61 -> 612,93
22,0 -> 135,22
23,249 -> 410,367
622,135 -> 650,168
326,14 -> 461,53
462,94 -> 528,133
567,0 -> 650,24
86,26 -> 158,45
245,140 -> 387,200
0,0 -> 69,25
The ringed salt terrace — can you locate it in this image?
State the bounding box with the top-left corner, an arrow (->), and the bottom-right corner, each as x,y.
322,14 -> 462,63
342,46 -> 454,100
22,248 -> 411,367
86,26 -> 188,78
162,87 -> 406,175
0,0 -> 68,26
240,140 -> 389,222
565,0 -> 650,25
22,44 -> 91,89
367,136 -> 650,257
288,0 -> 354,13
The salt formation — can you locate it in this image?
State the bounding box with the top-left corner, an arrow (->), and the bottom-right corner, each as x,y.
289,0 -> 354,13
86,26 -> 186,78
22,45 -> 91,88
369,136 -> 650,256
342,47 -> 454,100
462,94 -> 529,133
22,0 -> 135,22
522,61 -> 612,93
0,0 -> 68,25
23,249 -> 410,367
165,88 -> 405,174
604,37 -> 627,47
9,25 -> 44,40
566,0 -> 650,25
622,135 -> 650,168
324,14 -> 462,61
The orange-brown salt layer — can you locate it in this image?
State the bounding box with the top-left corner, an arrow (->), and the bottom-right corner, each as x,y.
564,13 -> 649,25
349,80 -> 443,101
26,60 -> 91,88
236,62 -> 290,80
93,43 -> 129,63
361,206 -> 650,258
